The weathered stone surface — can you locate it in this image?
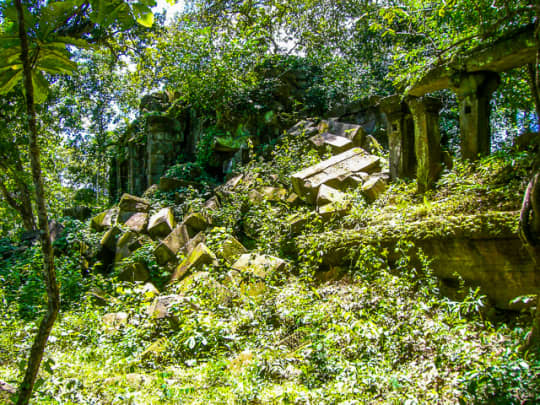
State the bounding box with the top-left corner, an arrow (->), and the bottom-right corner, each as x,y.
177,271 -> 232,305
115,231 -> 140,264
148,207 -> 176,239
154,224 -> 190,265
183,212 -> 210,234
103,312 -> 128,331
407,24 -> 536,97
291,148 -> 381,204
170,243 -> 218,282
215,174 -> 243,198
124,212 -> 148,233
147,295 -> 183,320
379,95 -> 416,180
184,232 -> 206,257
64,206 -> 92,221
119,193 -> 151,213
457,72 -> 500,160
309,132 -> 353,154
118,262 -> 150,283
216,234 -> 248,264
91,209 -> 116,232
406,96 -> 442,193
316,184 -> 348,208
159,176 -> 200,192
362,176 -> 388,202
100,226 -> 122,251
138,282 -> 160,300
318,202 -> 350,220
204,196 -> 220,211
248,187 -> 288,204
232,253 -> 288,279
286,193 -> 301,206
328,120 -> 366,146
299,212 -> 537,309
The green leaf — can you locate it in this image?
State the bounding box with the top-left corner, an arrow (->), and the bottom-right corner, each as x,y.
37,55 -> 78,75
32,70 -> 49,104
136,11 -> 154,28
54,36 -> 94,50
0,68 -> 22,94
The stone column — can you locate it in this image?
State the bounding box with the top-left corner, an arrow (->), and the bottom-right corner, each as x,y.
406,96 -> 443,193
380,95 -> 416,180
456,71 -> 500,160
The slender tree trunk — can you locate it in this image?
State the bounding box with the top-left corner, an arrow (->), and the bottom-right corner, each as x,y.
15,1 -> 60,404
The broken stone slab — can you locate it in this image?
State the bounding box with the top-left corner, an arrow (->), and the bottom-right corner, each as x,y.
118,193 -> 151,217
100,226 -> 122,251
176,271 -> 233,306
138,282 -> 160,301
362,175 -> 388,202
286,212 -> 314,234
216,234 -> 248,264
170,242 -> 218,282
147,294 -> 184,320
232,253 -> 288,279
124,212 -> 148,233
91,208 -> 116,232
248,187 -> 288,204
148,207 -> 176,239
154,224 -> 190,265
183,212 -> 211,235
291,148 -> 381,204
115,231 -> 140,264
318,202 -> 350,220
182,231 -> 205,256
118,262 -> 150,283
215,174 -> 243,198
286,193 -> 301,206
103,312 -> 129,331
204,196 -> 220,211
316,184 -> 348,208
159,176 -> 200,192
328,119 -> 366,146
309,132 -> 353,154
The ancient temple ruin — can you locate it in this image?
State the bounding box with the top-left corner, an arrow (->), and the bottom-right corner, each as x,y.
380,24 -> 537,191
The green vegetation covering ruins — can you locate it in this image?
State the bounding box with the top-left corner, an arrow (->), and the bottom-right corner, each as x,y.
1,0 -> 540,403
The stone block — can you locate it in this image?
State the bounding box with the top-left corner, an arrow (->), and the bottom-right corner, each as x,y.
232,253 -> 288,279
170,242 -> 218,282
362,176 -> 388,202
118,262 -> 150,283
124,212 -> 148,233
154,224 -> 190,265
309,132 -> 353,154
148,207 -> 176,239
216,234 -> 248,264
183,212 -> 210,234
91,209 -> 116,232
291,148 -> 381,204
316,184 -> 348,208
100,226 -> 122,251
119,193 -> 151,213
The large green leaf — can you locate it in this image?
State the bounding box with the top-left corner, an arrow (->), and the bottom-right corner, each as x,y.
136,11 -> 154,28
37,55 -> 78,75
0,68 -> 22,94
31,70 -> 49,104
54,36 -> 94,50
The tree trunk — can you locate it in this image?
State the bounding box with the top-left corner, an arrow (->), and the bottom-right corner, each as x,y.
14,1 -> 60,404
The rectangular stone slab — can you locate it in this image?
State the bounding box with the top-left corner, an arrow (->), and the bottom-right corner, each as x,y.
291,148 -> 380,203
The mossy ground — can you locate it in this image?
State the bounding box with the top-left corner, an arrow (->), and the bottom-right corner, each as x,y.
1,134 -> 539,404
